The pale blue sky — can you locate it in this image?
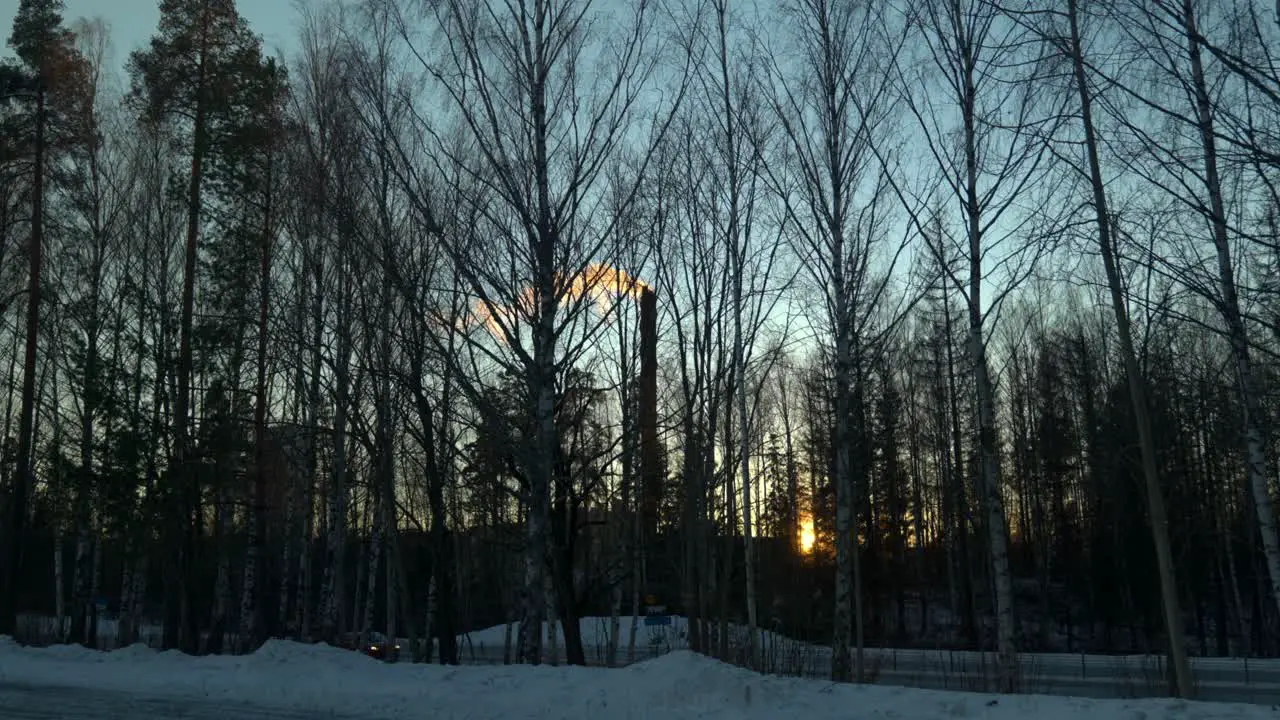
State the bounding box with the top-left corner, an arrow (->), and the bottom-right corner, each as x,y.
0,0 -> 300,71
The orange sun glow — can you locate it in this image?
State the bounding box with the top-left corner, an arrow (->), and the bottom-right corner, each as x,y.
799,515 -> 816,554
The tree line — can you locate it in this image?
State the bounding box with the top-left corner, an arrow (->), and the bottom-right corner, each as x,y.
1,0 -> 1279,700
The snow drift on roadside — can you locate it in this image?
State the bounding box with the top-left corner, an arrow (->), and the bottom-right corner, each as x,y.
0,636 -> 1272,720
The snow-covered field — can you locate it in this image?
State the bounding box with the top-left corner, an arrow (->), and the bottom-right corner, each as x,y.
0,634 -> 1276,720
20,614 -> 1280,704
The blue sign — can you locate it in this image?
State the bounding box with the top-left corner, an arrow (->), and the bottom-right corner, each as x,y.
644,615 -> 672,626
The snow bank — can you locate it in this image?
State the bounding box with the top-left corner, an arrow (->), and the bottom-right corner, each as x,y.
0,635 -> 1273,720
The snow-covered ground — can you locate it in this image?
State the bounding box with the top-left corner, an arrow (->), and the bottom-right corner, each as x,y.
21,614 -> 1280,704
0,634 -> 1276,720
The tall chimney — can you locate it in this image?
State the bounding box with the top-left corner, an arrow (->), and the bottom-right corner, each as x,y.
639,288 -> 660,540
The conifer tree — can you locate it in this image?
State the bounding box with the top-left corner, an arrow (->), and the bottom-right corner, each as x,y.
0,0 -> 83,638
128,0 -> 266,651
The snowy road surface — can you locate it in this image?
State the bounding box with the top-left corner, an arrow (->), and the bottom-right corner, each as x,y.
0,681 -> 364,720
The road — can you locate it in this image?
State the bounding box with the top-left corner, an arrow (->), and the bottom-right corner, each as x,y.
0,682 -> 364,720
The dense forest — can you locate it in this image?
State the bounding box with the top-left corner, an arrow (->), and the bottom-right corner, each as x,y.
2,0 -> 1280,699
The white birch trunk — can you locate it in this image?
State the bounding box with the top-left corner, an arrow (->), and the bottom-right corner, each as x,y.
521,368 -> 553,665
735,345 -> 758,669
970,330 -> 1018,691
831,325 -> 858,682
951,3 -> 1018,683
518,27 -> 557,665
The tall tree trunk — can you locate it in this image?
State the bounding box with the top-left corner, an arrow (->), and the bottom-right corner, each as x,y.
734,326 -> 758,668
545,573 -> 559,665
290,251 -> 312,641
957,23 -> 1018,685
0,323 -> 17,571
73,120 -> 109,650
620,362 -> 641,663
278,468 -> 296,637
942,291 -> 977,648
208,481 -> 232,654
1,84 -> 44,639
972,327 -> 1017,690
384,491 -> 396,662
832,323 -> 855,682
72,332 -> 100,648
852,351 -> 868,673
88,520 -> 102,648
411,366 -> 458,664
1064,0 -> 1192,696
522,46 -> 556,664
322,260 -> 349,645
165,1 -> 211,655
779,375 -> 800,555
628,518 -> 641,662
680,418 -> 701,656
608,570 -> 622,665
552,455 -> 586,666
244,145 -> 275,651
362,489 -> 382,642
54,533 -> 64,641
117,548 -> 131,648
296,407 -> 316,641
352,504 -> 367,641
46,350 -> 64,644
718,408 -> 735,662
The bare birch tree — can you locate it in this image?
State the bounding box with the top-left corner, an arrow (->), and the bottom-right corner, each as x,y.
764,0 -> 910,682
658,114 -> 735,660
698,0 -> 781,668
1098,0 -> 1280,623
385,0 -> 688,665
995,0 -> 1195,696
888,0 -> 1066,690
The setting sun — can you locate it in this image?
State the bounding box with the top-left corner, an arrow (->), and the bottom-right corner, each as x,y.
799,515 -> 816,554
